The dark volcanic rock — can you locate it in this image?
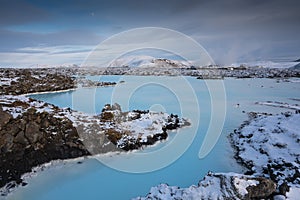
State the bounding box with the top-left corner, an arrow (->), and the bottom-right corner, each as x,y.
0,106 -> 12,130
0,107 -> 90,189
0,68 -> 76,95
25,121 -> 41,143
245,177 -> 276,199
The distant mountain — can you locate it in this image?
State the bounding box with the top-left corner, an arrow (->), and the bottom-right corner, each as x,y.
293,58 -> 300,62
108,55 -> 190,68
108,55 -> 155,67
151,58 -> 189,68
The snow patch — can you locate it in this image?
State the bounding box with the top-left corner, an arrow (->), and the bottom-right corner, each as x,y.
230,110 -> 300,191
233,178 -> 258,196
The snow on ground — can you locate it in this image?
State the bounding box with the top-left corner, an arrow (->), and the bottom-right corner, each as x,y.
119,112 -> 169,138
0,77 -> 19,86
135,104 -> 300,200
232,113 -> 300,175
230,111 -> 300,199
100,105 -> 189,149
230,61 -> 299,68
0,95 -> 105,137
233,177 -> 259,196
0,95 -> 185,150
255,101 -> 300,110
286,187 -> 300,199
133,172 -> 272,200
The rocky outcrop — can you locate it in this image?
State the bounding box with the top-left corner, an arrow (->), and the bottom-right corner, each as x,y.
229,111 -> 300,198
245,177 -> 277,199
133,173 -> 276,200
0,97 -> 190,194
100,104 -> 190,151
0,107 -> 12,130
0,104 -> 90,189
75,77 -> 116,88
0,68 -> 75,95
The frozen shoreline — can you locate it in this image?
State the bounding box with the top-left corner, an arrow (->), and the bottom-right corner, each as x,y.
134,103 -> 300,200
229,110 -> 300,199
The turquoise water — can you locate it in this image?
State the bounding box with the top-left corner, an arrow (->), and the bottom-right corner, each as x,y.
9,77 -> 300,200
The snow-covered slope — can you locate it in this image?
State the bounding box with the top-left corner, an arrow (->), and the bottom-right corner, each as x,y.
109,55 -> 155,67
108,55 -> 190,68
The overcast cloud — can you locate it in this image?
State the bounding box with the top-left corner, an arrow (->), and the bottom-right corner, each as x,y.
0,0 -> 299,67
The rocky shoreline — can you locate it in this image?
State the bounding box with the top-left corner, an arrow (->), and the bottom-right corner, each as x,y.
2,65 -> 300,87
0,68 -> 117,95
0,95 -> 188,195
133,172 -> 276,200
1,67 -> 300,198
0,68 -> 75,95
0,96 -> 90,191
134,109 -> 300,200
74,65 -> 300,79
229,111 -> 300,199
100,104 -> 190,151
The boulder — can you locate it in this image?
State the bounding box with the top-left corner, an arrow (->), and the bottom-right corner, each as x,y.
0,107 -> 12,130
13,131 -> 29,146
25,121 -> 42,144
244,177 -> 276,199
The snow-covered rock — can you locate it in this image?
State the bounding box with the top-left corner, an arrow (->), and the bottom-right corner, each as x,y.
230,111 -> 300,196
100,104 -> 190,150
0,96 -> 190,195
133,172 -> 276,200
230,61 -> 299,69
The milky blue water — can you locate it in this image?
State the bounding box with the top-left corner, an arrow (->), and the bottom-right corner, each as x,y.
8,77 -> 300,200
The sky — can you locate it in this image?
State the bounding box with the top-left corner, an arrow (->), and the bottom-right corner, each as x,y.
0,0 -> 300,67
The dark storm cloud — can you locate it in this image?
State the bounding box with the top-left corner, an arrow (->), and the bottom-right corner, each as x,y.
0,0 -> 49,26
0,28 -> 102,52
1,0 -> 300,66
